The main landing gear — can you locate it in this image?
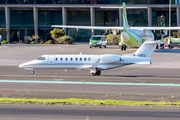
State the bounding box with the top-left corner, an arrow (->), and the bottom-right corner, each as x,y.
31,71 -> 35,75
121,44 -> 127,51
92,71 -> 101,76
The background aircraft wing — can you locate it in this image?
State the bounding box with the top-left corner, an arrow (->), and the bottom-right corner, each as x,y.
52,25 -> 180,30
131,27 -> 180,30
51,25 -> 123,30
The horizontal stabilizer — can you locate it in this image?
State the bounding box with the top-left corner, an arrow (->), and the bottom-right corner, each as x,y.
133,41 -> 163,58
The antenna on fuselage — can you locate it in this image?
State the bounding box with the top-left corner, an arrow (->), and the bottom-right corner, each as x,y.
79,52 -> 82,55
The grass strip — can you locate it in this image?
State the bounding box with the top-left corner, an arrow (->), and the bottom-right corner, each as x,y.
0,98 -> 179,106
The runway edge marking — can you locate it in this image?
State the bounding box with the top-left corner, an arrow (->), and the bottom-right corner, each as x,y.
0,80 -> 180,86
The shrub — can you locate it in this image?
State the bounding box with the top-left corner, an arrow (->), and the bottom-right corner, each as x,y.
177,32 -> 180,38
24,35 -> 30,44
24,35 -> 39,44
31,41 -> 37,44
173,31 -> 177,38
163,36 -> 174,41
39,39 -> 44,44
46,40 -> 53,44
0,28 -> 10,39
1,40 -> 9,44
12,41 -> 18,44
50,28 -> 65,41
56,36 -> 73,44
107,34 -> 120,45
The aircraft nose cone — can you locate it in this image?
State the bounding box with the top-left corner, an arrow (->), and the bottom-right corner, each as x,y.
121,32 -> 129,41
19,61 -> 31,68
19,63 -> 24,68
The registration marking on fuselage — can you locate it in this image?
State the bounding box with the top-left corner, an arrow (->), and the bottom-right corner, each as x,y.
0,80 -> 180,86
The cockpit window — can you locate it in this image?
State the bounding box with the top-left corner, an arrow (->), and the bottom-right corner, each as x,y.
36,57 -> 46,60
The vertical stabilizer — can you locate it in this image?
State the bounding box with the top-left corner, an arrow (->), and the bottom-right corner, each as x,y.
123,2 -> 130,31
133,41 -> 163,58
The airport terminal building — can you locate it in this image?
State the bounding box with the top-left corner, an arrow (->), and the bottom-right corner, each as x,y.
0,0 -> 180,42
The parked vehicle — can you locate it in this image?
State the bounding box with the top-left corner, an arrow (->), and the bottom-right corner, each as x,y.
168,38 -> 180,49
89,35 -> 107,48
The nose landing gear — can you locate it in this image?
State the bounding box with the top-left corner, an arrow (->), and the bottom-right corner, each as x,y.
31,71 -> 35,75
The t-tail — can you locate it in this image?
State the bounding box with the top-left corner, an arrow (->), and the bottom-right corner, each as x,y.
123,2 -> 130,31
133,41 -> 163,58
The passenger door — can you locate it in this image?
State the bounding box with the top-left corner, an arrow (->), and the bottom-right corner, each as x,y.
48,55 -> 55,64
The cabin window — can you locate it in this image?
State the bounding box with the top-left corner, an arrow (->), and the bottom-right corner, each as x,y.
76,58 -> 78,61
88,58 -> 91,61
71,58 -> 73,61
80,58 -> 82,61
61,58 -> 63,61
66,58 -> 68,61
55,58 -> 58,61
84,58 -> 86,61
36,57 -> 46,60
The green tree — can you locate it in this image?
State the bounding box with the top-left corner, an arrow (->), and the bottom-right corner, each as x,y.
172,31 -> 177,38
177,32 -> 180,38
50,28 -> 65,41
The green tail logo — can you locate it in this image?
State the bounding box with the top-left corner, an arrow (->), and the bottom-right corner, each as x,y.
122,3 -> 130,32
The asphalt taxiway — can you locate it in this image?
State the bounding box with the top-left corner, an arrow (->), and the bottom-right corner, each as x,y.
1,104 -> 180,120
0,44 -> 180,102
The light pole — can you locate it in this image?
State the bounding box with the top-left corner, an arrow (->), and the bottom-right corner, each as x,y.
169,0 -> 171,38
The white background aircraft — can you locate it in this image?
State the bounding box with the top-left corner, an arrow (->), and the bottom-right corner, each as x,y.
19,41 -> 161,76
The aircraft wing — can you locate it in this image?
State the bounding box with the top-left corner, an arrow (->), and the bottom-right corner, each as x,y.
91,58 -> 101,68
52,25 -> 180,30
81,58 -> 102,70
51,25 -> 123,30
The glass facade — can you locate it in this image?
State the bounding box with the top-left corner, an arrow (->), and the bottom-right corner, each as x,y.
38,10 -> 62,41
38,29 -> 52,41
0,0 -> 5,4
95,10 -> 119,26
10,29 -> 34,42
67,10 -> 91,41
122,0 -> 148,4
7,0 -> 34,4
10,10 -> 34,28
2,0 -> 180,4
152,9 -> 177,27
0,10 -> 5,27
38,10 -> 62,28
95,10 -> 119,35
126,9 -> 148,27
10,10 -> 34,42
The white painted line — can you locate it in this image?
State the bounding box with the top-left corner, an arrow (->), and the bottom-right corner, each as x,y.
59,47 -> 64,52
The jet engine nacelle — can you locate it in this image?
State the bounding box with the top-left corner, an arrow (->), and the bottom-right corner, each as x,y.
100,55 -> 121,63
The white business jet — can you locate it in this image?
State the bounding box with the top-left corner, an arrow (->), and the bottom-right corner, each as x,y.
19,41 -> 161,76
